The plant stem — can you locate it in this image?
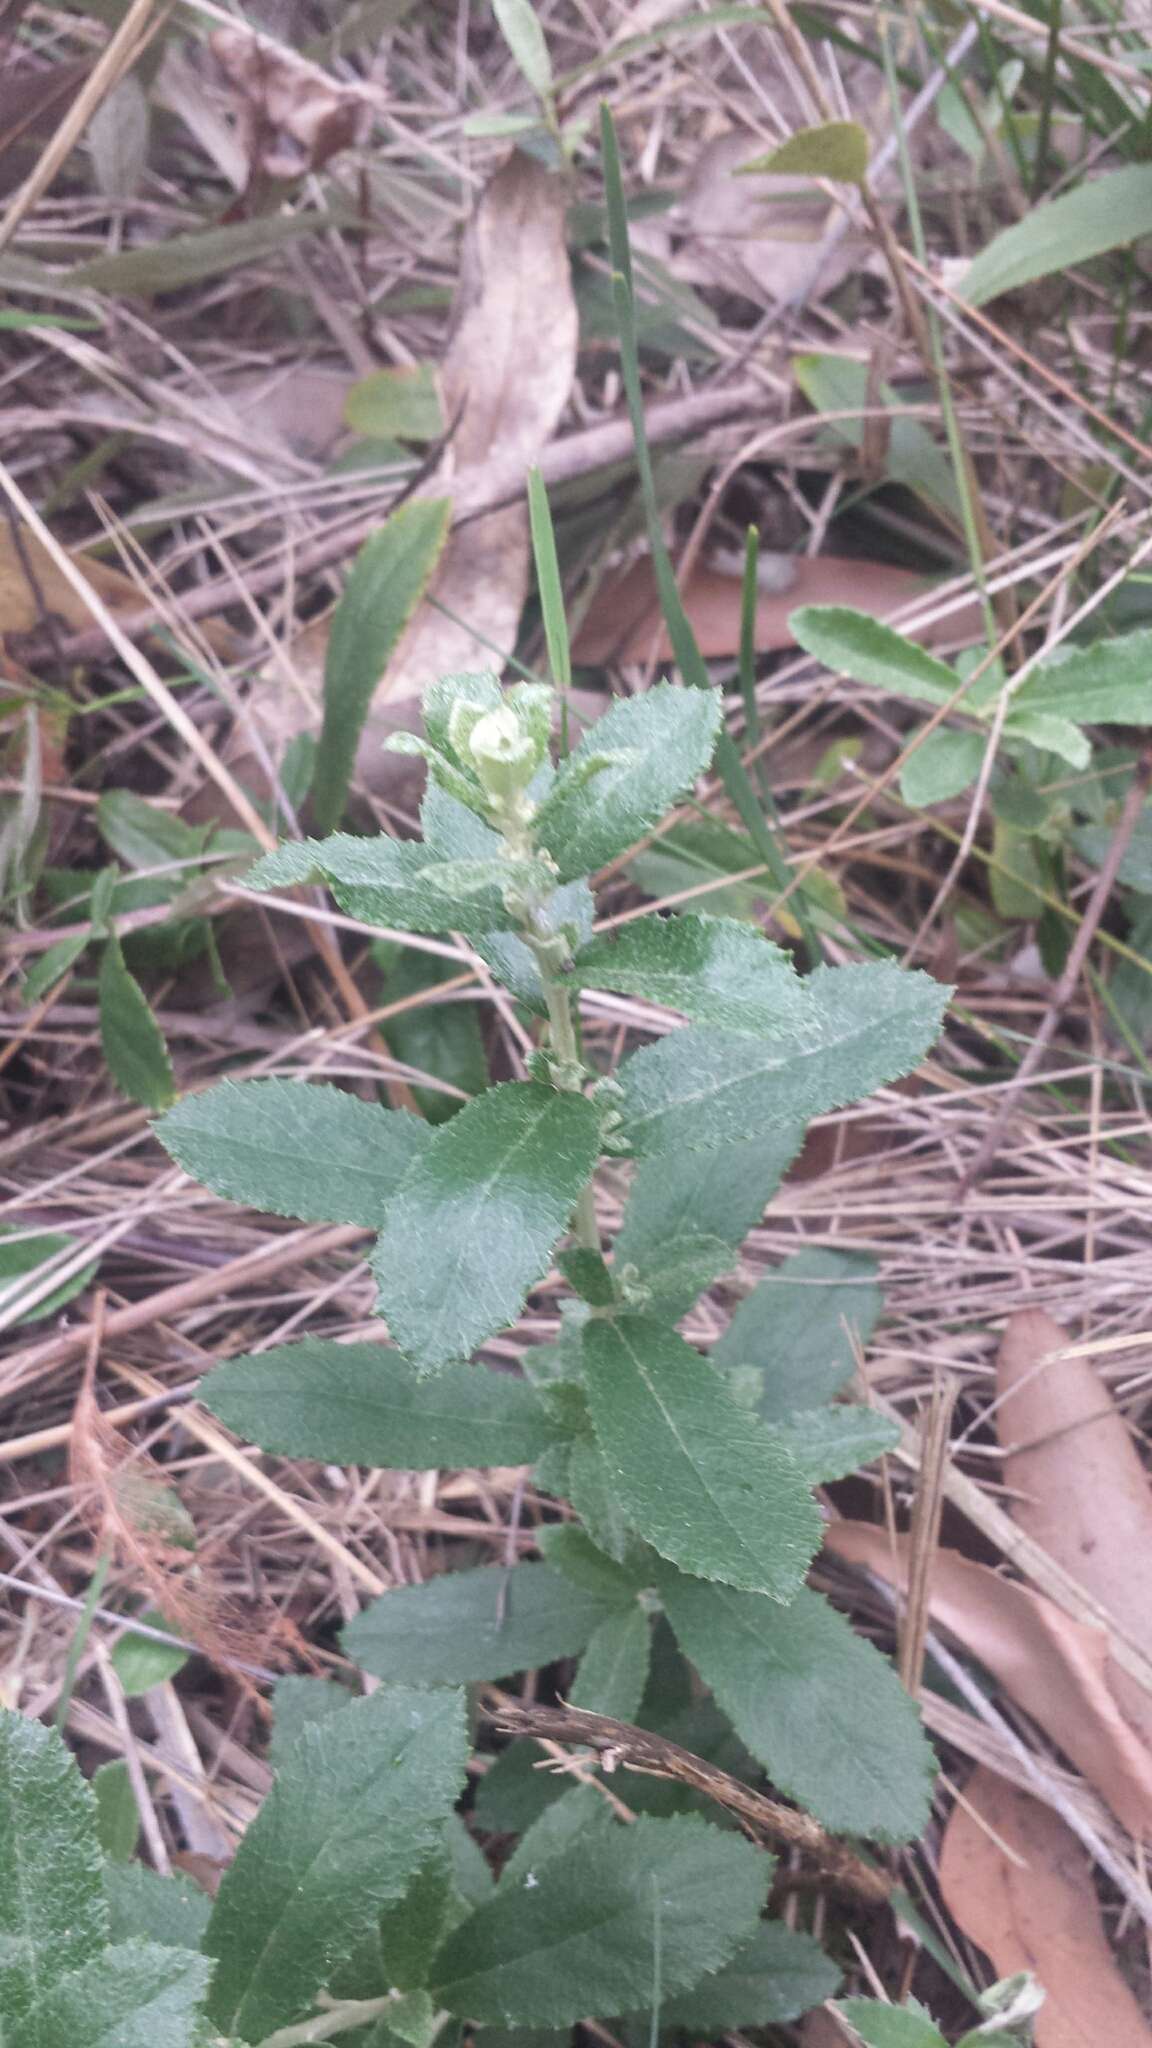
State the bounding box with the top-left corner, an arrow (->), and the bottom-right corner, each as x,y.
255,1996 -> 451,2048
535,946 -> 600,1252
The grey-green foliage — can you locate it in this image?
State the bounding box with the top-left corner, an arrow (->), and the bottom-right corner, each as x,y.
0,1711 -> 108,2044
344,1562 -> 627,1686
714,1245 -> 882,1419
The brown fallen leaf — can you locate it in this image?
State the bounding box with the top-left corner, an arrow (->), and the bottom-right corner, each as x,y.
997,1310 -> 1152,1754
939,1767 -> 1152,2048
0,525 -> 148,655
824,1521 -> 1152,1839
572,552 -> 983,665
367,148 -> 578,718
210,28 -> 364,184
667,128 -> 877,310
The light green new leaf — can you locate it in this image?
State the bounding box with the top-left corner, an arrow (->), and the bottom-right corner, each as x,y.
244,831 -> 522,936
766,1404 -> 900,1483
431,1813 -> 769,2025
569,1605 -> 651,1720
343,1562 -> 623,1684
835,1998 -> 947,2048
713,1246 -> 882,1420
900,728 -> 986,807
155,1077 -> 427,1226
110,1611 -> 188,1698
568,914 -> 807,1034
93,1760 -> 137,1863
661,1573 -> 936,1839
0,1226 -> 98,1326
961,163 -> 1152,307
104,1866 -> 212,1952
201,1341 -> 557,1468
32,1941 -> 212,2048
1010,629 -> 1152,728
314,501 -> 452,832
582,1317 -> 821,1599
205,1684 -> 468,2039
344,364 -> 443,442
739,119 -> 869,184
1001,707 -> 1090,769
616,1129 -> 802,1272
99,936 -> 174,1110
790,606 -> 957,708
372,1081 -> 601,1371
625,1921 -> 840,2031
535,684 -> 722,882
0,1709 -> 107,2043
615,966 -> 949,1155
493,0 -> 553,96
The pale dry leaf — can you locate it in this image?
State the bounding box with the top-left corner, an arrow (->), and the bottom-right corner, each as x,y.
997,1309 -> 1152,1752
210,27 -> 364,181
669,129 -> 876,309
571,553 -> 983,665
939,1767 -> 1152,2048
0,525 -> 152,649
824,1522 -> 1152,1838
368,147 -> 578,719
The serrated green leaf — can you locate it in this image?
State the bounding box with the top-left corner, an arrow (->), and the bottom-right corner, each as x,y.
0,1708 -> 107,2042
93,1761 -> 137,1863
371,1081 -> 601,1371
661,1573 -> 936,1839
767,1404 -> 899,1482
0,1226 -> 98,1326
344,1562 -> 620,1685
960,163 -> 1152,307
535,684 -> 722,882
343,364 -> 443,442
98,935 -> 174,1110
378,946 -> 486,1123
569,1605 -> 651,1719
535,1523 -> 641,1605
202,1341 -> 556,1468
269,1674 -> 356,1769
615,966 -> 949,1156
205,1685 -> 468,2039
713,1247 -> 882,1421
1010,629 -> 1152,727
739,118 -> 868,183
790,607 -> 957,709
623,1231 -> 735,1323
432,1813 -> 769,2025
616,1130 -> 801,1272
564,1437 -> 633,1562
493,0 -> 553,95
97,792 -> 209,871
104,1865 -> 212,1952
568,914 -> 806,1034
582,1317 -> 820,1599
155,1078 -> 427,1226
32,1940 -> 211,2048
23,932 -> 91,1004
111,1610 -> 189,1697
473,1742 -> 566,1836
900,729 -> 986,808
1002,708 -> 1090,768
314,501 -> 452,832
626,1920 -> 840,2030
834,1998 -> 947,2047
66,210 -> 338,294
244,832 -> 522,936
499,1786 -> 613,1894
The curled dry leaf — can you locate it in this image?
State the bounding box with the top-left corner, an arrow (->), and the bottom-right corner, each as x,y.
997,1309 -> 1152,1753
210,28 -> 364,182
572,553 -> 983,665
366,147 -> 579,718
823,1522 -> 1152,1838
939,1767 -> 1152,2048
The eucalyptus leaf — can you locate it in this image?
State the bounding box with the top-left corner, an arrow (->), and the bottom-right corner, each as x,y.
371,1082 -> 601,1371
67,210 -> 339,294
155,1078 -> 428,1226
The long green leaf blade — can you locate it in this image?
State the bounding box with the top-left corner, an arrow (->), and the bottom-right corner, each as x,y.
582,1316 -> 821,1599
371,1081 -> 601,1371
960,163 -> 1152,307
789,606 -> 958,708
98,936 -> 174,1111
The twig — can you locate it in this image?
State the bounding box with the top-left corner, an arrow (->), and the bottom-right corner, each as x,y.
961,743 -> 1152,1191
484,1702 -> 892,1907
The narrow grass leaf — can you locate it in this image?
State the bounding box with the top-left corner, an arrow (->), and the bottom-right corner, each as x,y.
528,467 -> 572,698
582,1316 -> 821,1599
98,936 -> 174,1111
314,500 -> 451,831
32,1942 -> 211,2048
0,1709 -> 107,2043
661,1573 -> 936,1839
431,1813 -> 769,2025
205,1685 -> 468,2039
201,1341 -> 557,1468
371,1081 -> 601,1371
616,966 -> 949,1155
343,1562 -> 622,1684
960,163 -> 1152,306
790,606 -> 957,708
155,1077 -> 428,1226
